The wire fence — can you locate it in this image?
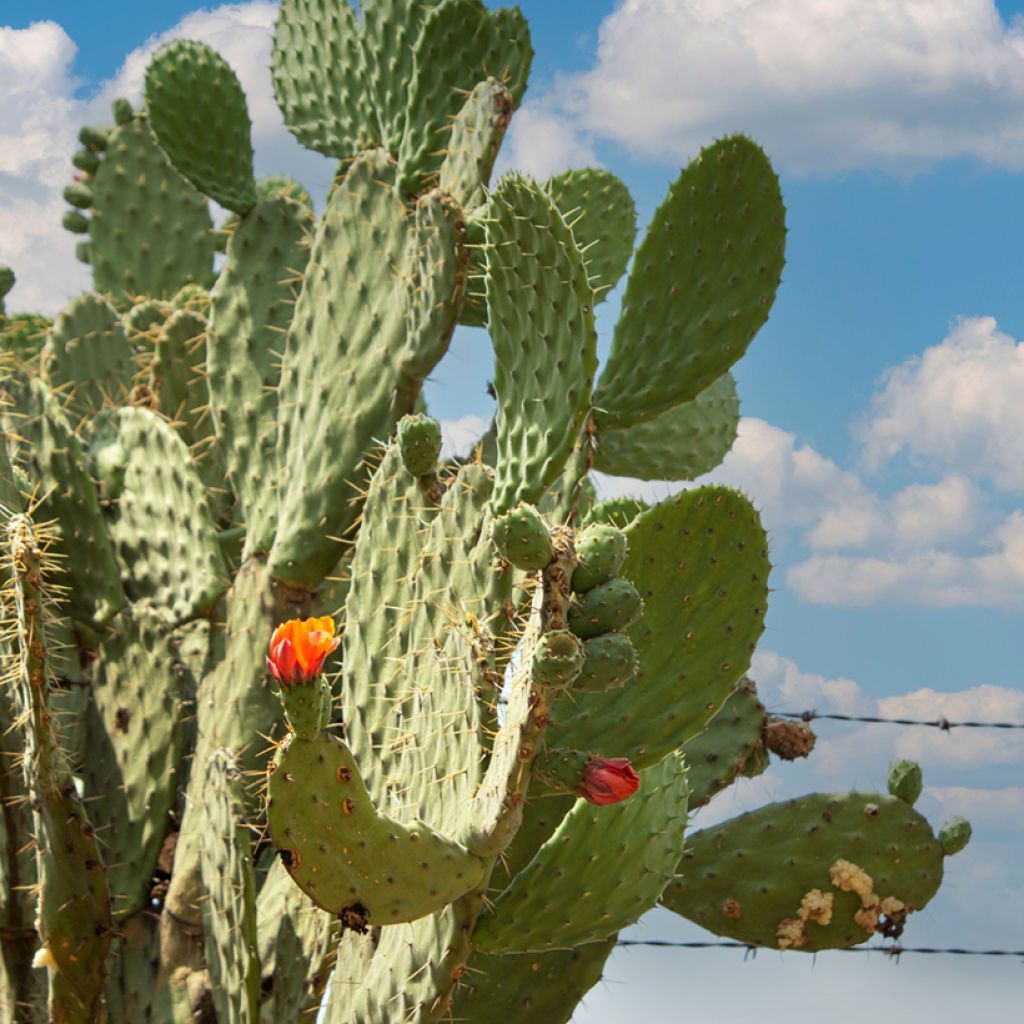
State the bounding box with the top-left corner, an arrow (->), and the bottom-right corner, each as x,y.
615,940 -> 1024,959
772,710 -> 1024,731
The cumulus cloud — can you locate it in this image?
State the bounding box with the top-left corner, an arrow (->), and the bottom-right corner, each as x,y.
439,414 -> 490,460
858,317 -> 1024,493
513,0 -> 1024,175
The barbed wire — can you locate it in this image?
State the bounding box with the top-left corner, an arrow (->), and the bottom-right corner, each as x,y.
772,710 -> 1024,731
616,939 -> 1024,959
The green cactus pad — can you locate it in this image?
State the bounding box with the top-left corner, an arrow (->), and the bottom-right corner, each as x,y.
572,522 -> 628,593
939,817 -> 972,855
397,412 -> 443,477
552,486 -> 770,769
208,194 -> 313,557
568,577 -> 644,640
255,173 -> 313,210
88,115 -> 215,304
439,77 -> 513,210
122,297 -> 172,349
272,0 -> 376,157
149,308 -> 207,441
593,372 -> 740,481
681,680 -> 766,809
474,751 -> 687,952
81,609 -> 188,918
256,860 -> 336,1023
89,407 -> 227,624
398,0 -> 532,194
663,790 -> 953,951
145,40 -> 258,214
491,503 -> 554,570
268,728 -> 487,923
1,312 -> 50,361
583,496 -> 650,529
42,291 -> 135,423
887,758 -> 923,806
486,175 -> 597,512
546,167 -> 637,300
592,136 -> 785,429
532,630 -> 585,688
200,750 -> 261,1023
452,941 -> 615,1023
271,152 -> 464,587
2,373 -> 124,627
576,632 -> 638,693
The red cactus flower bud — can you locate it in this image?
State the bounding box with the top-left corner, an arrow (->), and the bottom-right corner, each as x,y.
578,757 -> 640,805
267,616 -> 340,686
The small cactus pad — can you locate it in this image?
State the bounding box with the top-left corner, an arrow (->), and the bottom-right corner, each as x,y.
662,790 -> 958,951
486,174 -> 597,512
887,759 -> 923,805
268,730 -> 487,923
491,503 -> 553,570
592,136 -> 785,429
593,372 -> 740,481
552,487 -> 769,769
145,40 -> 258,214
576,632 -> 638,693
532,630 -> 585,689
583,497 -> 650,529
568,578 -> 644,640
939,817 -> 972,855
546,167 -> 637,301
474,751 -> 687,952
571,522 -> 628,593
681,680 -> 766,809
397,413 -> 443,477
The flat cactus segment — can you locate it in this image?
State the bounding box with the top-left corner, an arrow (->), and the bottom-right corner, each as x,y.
149,308 -> 209,447
103,911 -> 160,1024
592,136 -> 785,429
681,679 -> 766,809
272,0 -> 377,157
361,0 -> 438,150
486,175 -> 597,512
256,860 -> 336,1022
88,115 -> 215,304
271,151 -> 464,587
145,40 -> 258,214
1,312 -> 51,362
268,729 -> 487,923
200,750 -> 260,1024
551,487 -> 770,769
398,0 -> 532,194
2,374 -> 124,627
208,195 -> 313,556
452,940 -> 616,1023
89,407 -> 227,624
474,751 -> 688,952
81,609 -> 188,919
439,77 -> 513,210
42,291 -> 135,423
546,167 -> 637,301
662,791 -> 952,951
593,371 -> 740,481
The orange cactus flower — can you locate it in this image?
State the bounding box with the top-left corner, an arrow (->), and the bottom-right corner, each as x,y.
266,616 -> 340,686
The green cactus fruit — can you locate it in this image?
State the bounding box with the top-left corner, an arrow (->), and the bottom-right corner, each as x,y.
532,630 -> 585,689
568,578 -> 644,639
72,148 -> 100,173
397,413 -> 443,477
145,40 -> 258,214
111,97 -> 133,125
63,182 -> 93,209
571,522 -> 628,593
887,758 -> 923,805
75,241 -> 91,265
491,503 -> 554,570
939,817 -> 972,855
584,497 -> 651,529
0,265 -> 14,301
576,632 -> 638,692
79,124 -> 109,151
63,209 -> 89,234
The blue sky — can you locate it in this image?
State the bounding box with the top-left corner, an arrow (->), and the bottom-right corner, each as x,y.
2,2 -> 1022,1020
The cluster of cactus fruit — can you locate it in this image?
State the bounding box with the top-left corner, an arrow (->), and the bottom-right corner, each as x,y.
0,1 -> 972,1021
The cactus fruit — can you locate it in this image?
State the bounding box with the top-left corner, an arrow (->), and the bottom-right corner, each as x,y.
0,0 -> 973,1019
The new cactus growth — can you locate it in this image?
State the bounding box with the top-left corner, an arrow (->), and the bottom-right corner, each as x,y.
0,1 -> 973,1021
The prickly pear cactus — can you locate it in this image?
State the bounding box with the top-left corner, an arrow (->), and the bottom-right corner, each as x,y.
0,1 -> 972,1022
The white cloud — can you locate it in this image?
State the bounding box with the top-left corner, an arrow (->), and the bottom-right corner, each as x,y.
752,649 -> 873,716
926,786 -> 1024,832
518,0 -> 1024,175
496,105 -> 598,181
858,317 -> 1024,493
439,414 -> 490,460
